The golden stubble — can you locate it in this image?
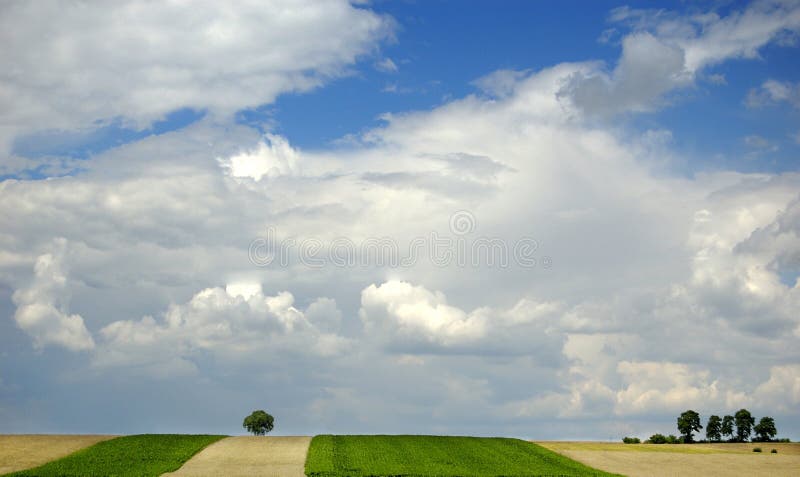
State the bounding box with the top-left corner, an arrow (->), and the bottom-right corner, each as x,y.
0,434 -> 116,474
536,441 -> 800,477
163,435 -> 312,477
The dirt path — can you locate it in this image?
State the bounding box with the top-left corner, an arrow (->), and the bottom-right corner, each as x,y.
162,436 -> 311,477
537,441 -> 800,477
0,434 -> 115,474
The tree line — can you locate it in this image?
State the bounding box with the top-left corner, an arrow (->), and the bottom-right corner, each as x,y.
623,409 -> 787,444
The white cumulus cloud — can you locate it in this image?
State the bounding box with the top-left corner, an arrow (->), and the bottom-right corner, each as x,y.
1,2 -> 800,435
360,281 -> 564,358
219,134 -> 301,181
11,240 -> 94,351
564,1 -> 800,115
0,0 -> 393,151
94,284 -> 349,377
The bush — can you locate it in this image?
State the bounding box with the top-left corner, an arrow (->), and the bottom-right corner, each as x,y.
753,447 -> 762,452
771,449 -> 777,453
666,434 -> 680,444
777,438 -> 791,443
647,433 -> 667,444
622,437 -> 640,444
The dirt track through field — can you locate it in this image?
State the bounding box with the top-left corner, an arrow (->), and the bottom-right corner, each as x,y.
537,441 -> 800,477
162,436 -> 311,477
0,434 -> 115,474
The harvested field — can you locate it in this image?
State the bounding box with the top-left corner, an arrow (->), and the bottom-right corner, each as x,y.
0,434 -> 115,474
163,436 -> 311,477
537,441 -> 800,477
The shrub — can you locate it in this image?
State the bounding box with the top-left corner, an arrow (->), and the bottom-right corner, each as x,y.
622,437 -> 640,444
666,434 -> 680,444
771,449 -> 777,453
753,447 -> 762,452
647,433 -> 667,444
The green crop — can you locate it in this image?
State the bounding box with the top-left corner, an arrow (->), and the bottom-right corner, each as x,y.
305,434 -> 622,476
3,434 -> 225,477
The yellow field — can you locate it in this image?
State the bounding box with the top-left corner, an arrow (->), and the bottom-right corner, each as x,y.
0,434 -> 116,474
536,441 -> 800,477
162,435 -> 311,477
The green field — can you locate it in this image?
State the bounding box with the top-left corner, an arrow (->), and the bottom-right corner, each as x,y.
3,434 -> 226,477
305,435 -> 622,477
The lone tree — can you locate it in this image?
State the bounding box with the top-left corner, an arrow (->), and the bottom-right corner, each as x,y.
677,410 -> 703,443
706,415 -> 722,442
721,415 -> 734,441
753,416 -> 777,442
734,409 -> 755,442
243,410 -> 274,436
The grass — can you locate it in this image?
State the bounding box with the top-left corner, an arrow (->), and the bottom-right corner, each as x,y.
305,434 -> 622,477
3,434 -> 226,477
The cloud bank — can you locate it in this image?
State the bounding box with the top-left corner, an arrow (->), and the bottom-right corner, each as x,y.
1,1 -> 799,438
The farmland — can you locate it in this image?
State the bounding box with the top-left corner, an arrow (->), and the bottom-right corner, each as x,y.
536,441 -> 800,477
3,434 -> 225,477
305,434 -> 620,477
3,434 -> 799,476
0,435 -> 115,474
163,436 -> 311,477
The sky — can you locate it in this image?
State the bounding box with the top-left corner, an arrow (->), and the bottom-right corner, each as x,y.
1,0 -> 799,441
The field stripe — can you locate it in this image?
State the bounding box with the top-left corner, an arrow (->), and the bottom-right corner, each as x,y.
537,441 -> 800,477
4,434 -> 225,477
304,435 -> 620,476
0,435 -> 116,474
162,436 -> 311,477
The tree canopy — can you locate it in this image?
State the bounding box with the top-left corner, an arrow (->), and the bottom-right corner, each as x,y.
629,409 -> 782,445
243,410 -> 275,436
705,415 -> 722,442
734,409 -> 755,442
677,410 -> 703,443
721,415 -> 734,440
753,416 -> 777,442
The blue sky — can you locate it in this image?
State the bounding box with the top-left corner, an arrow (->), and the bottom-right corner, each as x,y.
1,1 -> 800,440
274,0 -> 800,174
8,1 -> 798,175
267,1 -> 623,147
